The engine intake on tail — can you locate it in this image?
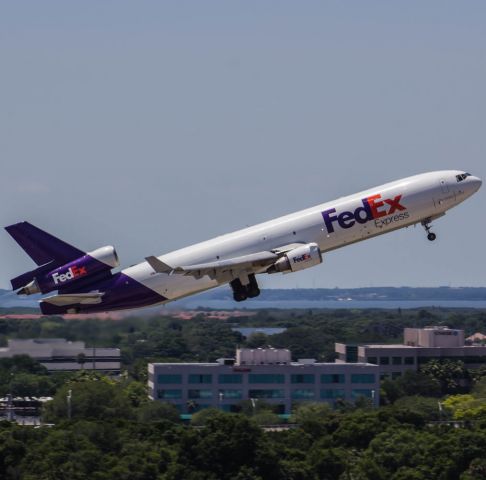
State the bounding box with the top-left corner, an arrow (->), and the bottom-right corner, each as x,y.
267,243 -> 322,274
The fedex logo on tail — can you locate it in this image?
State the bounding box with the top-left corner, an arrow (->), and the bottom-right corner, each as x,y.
52,265 -> 88,285
322,194 -> 407,234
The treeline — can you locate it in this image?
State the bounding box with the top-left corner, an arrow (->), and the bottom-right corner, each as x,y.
1,308 -> 486,365
1,309 -> 486,479
182,287 -> 486,302
2,373 -> 486,479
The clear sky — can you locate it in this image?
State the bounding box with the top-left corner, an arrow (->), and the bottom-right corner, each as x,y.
0,1 -> 485,290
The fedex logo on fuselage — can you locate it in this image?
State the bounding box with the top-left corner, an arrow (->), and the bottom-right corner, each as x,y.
52,265 -> 88,285
322,194 -> 406,234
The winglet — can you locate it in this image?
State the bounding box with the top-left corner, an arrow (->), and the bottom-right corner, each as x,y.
145,256 -> 174,274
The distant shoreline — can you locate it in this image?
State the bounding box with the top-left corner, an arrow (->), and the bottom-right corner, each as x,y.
170,299 -> 486,311
3,286 -> 486,313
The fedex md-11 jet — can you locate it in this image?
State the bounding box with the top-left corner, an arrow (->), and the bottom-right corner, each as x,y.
5,170 -> 481,314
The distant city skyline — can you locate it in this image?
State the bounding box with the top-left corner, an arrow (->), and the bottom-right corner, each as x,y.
1,1 -> 485,290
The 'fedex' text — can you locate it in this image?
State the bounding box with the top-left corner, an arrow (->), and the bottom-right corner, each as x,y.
322,194 -> 406,234
293,253 -> 311,263
52,265 -> 88,285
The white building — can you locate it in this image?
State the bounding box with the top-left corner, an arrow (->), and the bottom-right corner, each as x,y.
0,338 -> 120,373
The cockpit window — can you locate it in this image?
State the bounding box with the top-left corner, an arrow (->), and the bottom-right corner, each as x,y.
456,173 -> 471,182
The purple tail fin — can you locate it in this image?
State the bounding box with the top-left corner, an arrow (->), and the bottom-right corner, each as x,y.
5,222 -> 84,266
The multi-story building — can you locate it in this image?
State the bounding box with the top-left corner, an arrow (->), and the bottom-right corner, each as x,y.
0,338 -> 121,373
148,347 -> 379,414
335,326 -> 486,379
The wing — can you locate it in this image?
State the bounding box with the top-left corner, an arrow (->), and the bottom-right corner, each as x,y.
145,243 -> 304,281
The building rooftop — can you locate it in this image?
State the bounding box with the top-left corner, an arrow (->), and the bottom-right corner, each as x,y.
366,344 -> 416,349
151,361 -> 378,367
0,337 -> 120,369
467,332 -> 486,342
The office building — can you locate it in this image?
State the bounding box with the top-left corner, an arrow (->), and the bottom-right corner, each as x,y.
149,347 -> 379,414
0,338 -> 121,373
335,326 -> 486,379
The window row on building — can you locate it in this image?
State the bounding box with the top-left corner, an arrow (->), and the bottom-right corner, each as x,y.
157,372 -> 376,385
157,388 -> 376,401
366,356 -> 415,365
367,355 -> 486,368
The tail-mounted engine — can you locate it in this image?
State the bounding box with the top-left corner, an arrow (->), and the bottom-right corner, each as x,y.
14,246 -> 119,295
267,243 -> 322,274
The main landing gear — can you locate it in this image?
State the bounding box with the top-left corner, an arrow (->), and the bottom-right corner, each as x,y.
230,274 -> 260,302
421,219 -> 437,242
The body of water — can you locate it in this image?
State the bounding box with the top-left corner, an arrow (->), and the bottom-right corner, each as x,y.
178,299 -> 486,310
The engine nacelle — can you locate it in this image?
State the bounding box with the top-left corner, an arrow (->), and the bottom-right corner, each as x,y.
88,246 -> 119,268
17,246 -> 119,295
267,243 -> 323,274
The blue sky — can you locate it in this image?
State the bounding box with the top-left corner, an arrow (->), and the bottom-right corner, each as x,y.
0,1 -> 485,289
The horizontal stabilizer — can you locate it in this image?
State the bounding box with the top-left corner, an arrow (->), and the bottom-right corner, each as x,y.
5,222 -> 84,266
145,256 -> 173,273
10,262 -> 54,291
41,292 -> 104,307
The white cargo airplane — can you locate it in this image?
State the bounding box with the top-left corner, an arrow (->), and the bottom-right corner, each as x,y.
5,170 -> 481,314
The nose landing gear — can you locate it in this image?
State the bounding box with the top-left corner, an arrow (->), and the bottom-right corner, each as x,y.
421,219 -> 437,241
230,274 -> 260,302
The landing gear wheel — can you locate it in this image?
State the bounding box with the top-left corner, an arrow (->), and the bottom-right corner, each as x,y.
247,288 -> 260,299
233,291 -> 248,302
230,278 -> 248,302
421,218 -> 437,242
247,274 -> 261,298
230,275 -> 261,301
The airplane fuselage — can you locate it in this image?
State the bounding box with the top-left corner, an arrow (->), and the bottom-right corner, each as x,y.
98,170 -> 479,313
6,170 -> 481,314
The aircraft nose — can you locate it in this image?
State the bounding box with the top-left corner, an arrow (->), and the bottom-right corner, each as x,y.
469,175 -> 482,193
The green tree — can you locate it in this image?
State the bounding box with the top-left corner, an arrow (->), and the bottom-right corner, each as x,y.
461,458 -> 486,480
391,396 -> 443,422
307,444 -> 347,480
397,371 -> 442,397
173,414 -> 281,480
332,411 -> 390,449
0,424 -> 27,479
9,373 -> 55,397
251,412 -> 281,426
20,427 -> 104,480
43,379 -> 134,422
245,332 -> 268,348
0,355 -> 48,375
190,408 -> 225,426
137,401 -> 180,423
124,380 -> 148,408
381,377 -> 404,404
443,393 -> 486,421
420,359 -> 469,394
290,402 -> 336,438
